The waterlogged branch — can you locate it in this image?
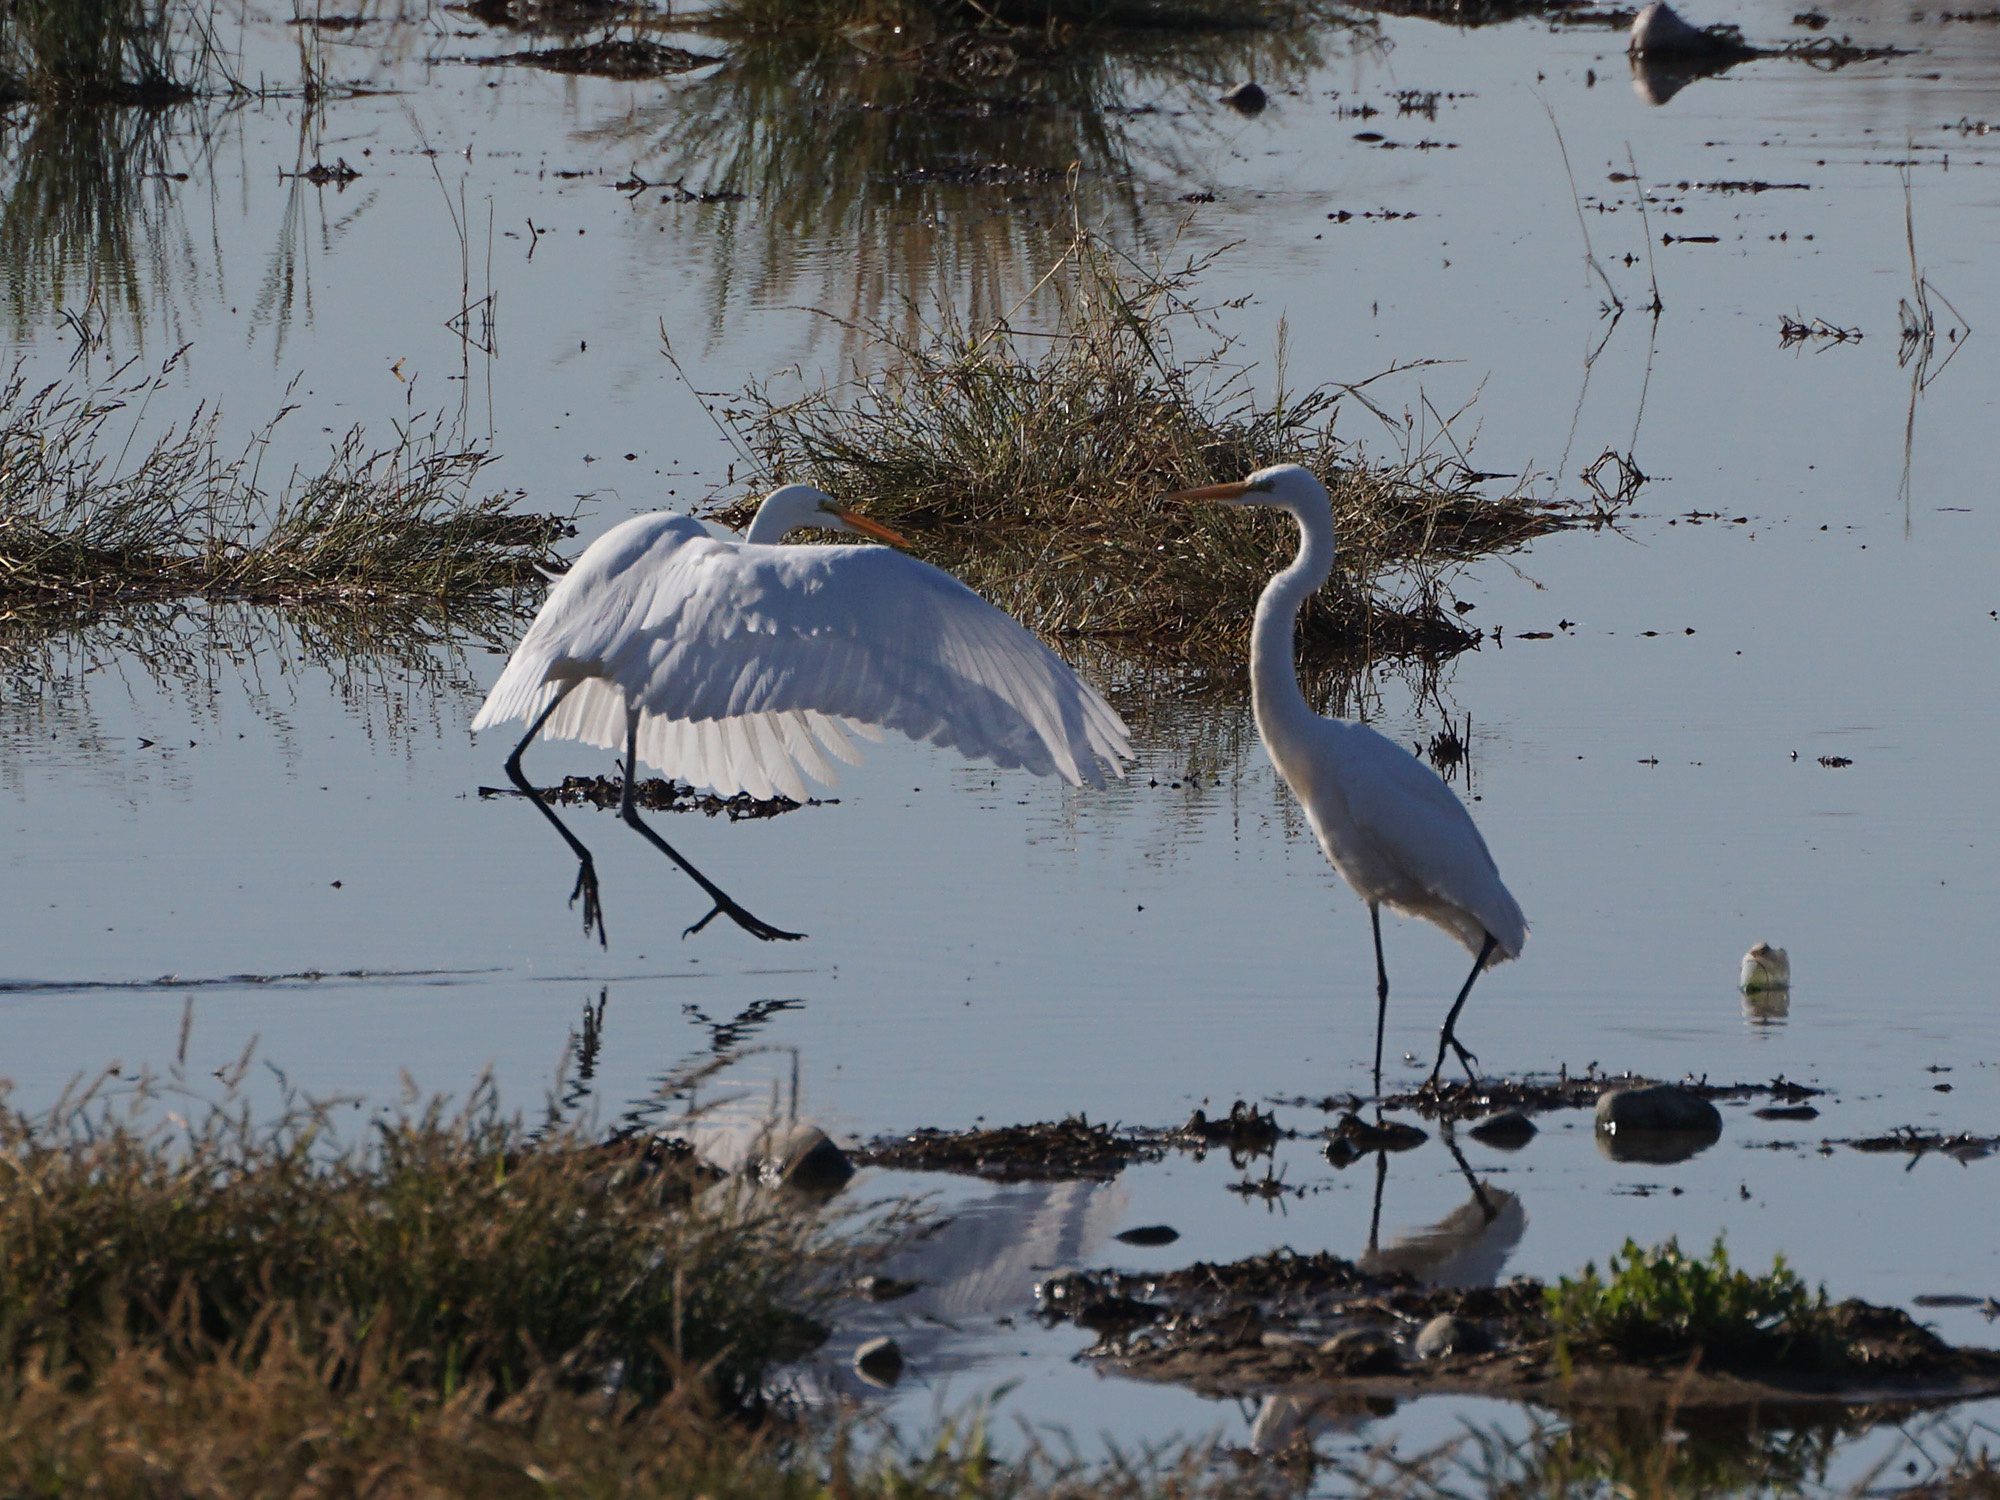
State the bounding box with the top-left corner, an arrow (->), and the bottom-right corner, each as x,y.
722,232 -> 1562,666
0,355 -> 569,619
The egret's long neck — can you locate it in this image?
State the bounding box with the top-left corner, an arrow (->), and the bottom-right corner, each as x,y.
742,499 -> 789,545
1250,499 -> 1335,750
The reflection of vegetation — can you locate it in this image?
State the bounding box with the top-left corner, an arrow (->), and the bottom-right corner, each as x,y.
0,0 -> 218,105
704,0 -> 1350,36
0,102 -> 193,337
726,235 -> 1550,665
1549,1238 -> 1833,1369
0,356 -> 566,612
588,6 -> 1366,333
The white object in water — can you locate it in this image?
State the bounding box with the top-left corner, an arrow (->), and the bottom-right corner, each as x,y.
1630,1 -> 1720,55
1740,942 -> 1791,991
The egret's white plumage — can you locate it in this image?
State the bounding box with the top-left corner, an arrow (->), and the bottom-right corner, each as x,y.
473,485 -> 1132,943
1170,464 -> 1525,1090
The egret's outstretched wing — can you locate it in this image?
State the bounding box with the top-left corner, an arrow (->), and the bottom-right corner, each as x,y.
1335,721 -> 1527,959
472,515 -> 1132,800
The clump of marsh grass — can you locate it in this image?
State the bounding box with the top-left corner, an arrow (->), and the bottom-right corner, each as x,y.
0,354 -> 568,618
0,1068 -> 830,1413
723,233 -> 1554,665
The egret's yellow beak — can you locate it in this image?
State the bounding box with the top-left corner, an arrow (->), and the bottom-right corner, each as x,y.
1164,480 -> 1253,503
831,506 -> 911,547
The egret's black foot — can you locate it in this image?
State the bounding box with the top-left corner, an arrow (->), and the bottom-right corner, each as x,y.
1428,1033 -> 1481,1087
570,859 -> 608,948
682,897 -> 805,943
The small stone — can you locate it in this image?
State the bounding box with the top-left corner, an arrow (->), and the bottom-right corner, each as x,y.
1316,1326 -> 1401,1373
1595,1084 -> 1723,1135
1220,80 -> 1267,113
856,1274 -> 921,1302
1467,1110 -> 1537,1149
854,1335 -> 904,1388
1414,1314 -> 1493,1360
1115,1224 -> 1180,1246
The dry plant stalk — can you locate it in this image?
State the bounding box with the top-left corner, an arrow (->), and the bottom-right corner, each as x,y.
723,233 -> 1554,666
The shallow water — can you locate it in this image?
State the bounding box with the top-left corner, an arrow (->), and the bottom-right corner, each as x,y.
3,0 -> 1999,1482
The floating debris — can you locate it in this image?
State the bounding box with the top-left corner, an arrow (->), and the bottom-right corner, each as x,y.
1741,942 -> 1792,991
487,38 -> 716,78
1389,1071 -> 1822,1123
477,775 -> 825,820
853,1116 -> 1163,1182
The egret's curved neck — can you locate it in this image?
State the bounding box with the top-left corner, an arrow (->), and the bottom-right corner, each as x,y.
742,499 -> 792,546
1250,498 -> 1336,744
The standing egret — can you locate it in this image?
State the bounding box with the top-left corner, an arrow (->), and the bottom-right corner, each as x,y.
472,485 -> 1133,945
1168,465 -> 1525,1092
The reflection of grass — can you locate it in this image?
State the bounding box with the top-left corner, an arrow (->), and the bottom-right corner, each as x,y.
1548,1237 -> 1833,1369
0,357 -> 567,611
704,0 -> 1347,39
726,234 -> 1549,664
0,0 -> 220,104
604,8 -> 1362,335
0,103 -> 190,337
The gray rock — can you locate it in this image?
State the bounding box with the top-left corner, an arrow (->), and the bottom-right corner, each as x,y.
1315,1326 -> 1401,1374
1595,1084 -> 1723,1135
755,1124 -> 855,1195
854,1335 -> 904,1388
1467,1109 -> 1537,1149
1595,1085 -> 1723,1162
1414,1313 -> 1493,1360
1220,81 -> 1267,114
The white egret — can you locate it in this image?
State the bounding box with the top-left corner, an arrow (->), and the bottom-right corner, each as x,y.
472,485 -> 1133,945
1168,465 -> 1526,1092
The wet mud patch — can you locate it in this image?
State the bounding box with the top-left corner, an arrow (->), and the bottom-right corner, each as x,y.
1839,1127 -> 1999,1164
1383,1071 -> 1824,1123
477,776 -> 826,820
1040,1251 -> 2000,1410
486,38 -> 716,78
852,1102 -> 1291,1181
854,1116 -> 1166,1181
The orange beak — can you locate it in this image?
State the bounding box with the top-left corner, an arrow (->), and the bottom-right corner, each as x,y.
830,506 -> 911,547
1164,480 -> 1253,502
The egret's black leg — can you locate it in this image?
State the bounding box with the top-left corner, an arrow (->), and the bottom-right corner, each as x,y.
1429,932 -> 1499,1085
618,712 -> 804,943
1370,904 -> 1390,1101
503,685 -> 606,947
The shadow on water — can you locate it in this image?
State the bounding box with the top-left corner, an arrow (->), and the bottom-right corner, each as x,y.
573,16 -> 1378,340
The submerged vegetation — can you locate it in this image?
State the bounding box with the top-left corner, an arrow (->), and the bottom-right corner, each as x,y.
0,356 -> 566,626
726,234 -> 1556,665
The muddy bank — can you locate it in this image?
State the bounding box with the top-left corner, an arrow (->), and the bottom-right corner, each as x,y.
1040,1251 -> 2000,1410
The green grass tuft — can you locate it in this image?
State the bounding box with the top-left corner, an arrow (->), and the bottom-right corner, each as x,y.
1546,1237 -> 1833,1369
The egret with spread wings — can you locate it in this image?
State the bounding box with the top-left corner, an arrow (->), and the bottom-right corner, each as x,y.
472,485 -> 1133,944
1169,465 -> 1526,1091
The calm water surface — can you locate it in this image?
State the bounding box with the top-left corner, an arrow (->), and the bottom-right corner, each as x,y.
2,0 -> 1998,1479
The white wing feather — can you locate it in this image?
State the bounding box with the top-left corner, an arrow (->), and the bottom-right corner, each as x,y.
471,513 -> 1132,797
1332,722 -> 1527,960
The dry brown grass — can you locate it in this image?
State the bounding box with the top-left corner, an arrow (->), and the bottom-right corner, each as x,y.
720,233 -> 1556,667
0,354 -> 568,618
